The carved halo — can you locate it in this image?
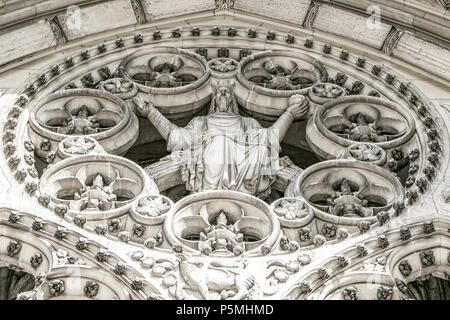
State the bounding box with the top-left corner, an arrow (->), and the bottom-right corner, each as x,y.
387,234 -> 450,284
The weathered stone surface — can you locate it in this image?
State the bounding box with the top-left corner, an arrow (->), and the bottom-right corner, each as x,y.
0,20 -> 56,66
234,0 -> 311,25
57,0 -> 137,40
393,32 -> 450,82
313,4 -> 392,49
141,0 -> 216,21
405,0 -> 449,13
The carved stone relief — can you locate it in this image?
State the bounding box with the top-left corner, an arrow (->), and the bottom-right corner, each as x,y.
0,19 -> 447,301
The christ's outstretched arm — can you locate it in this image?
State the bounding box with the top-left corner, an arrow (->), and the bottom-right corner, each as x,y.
134,98 -> 178,140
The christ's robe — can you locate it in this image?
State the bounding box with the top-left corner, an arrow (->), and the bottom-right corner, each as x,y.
167,112 -> 280,198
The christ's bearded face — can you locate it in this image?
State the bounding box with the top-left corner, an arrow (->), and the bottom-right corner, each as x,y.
214,87 -> 233,113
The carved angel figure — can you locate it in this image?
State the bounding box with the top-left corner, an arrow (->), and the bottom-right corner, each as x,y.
273,198 -> 310,220
177,254 -> 254,300
101,78 -> 134,94
174,200 -> 271,255
344,113 -> 385,142
74,174 -> 118,211
62,137 -> 96,155
58,105 -> 100,135
348,143 -> 383,162
326,179 -> 369,217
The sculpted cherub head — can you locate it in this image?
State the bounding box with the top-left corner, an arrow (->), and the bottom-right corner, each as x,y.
209,82 -> 239,114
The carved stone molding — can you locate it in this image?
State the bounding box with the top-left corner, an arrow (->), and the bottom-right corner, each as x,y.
382,27 -> 404,56
130,0 -> 148,24
47,17 -> 67,45
0,209 -> 158,300
302,1 -> 320,30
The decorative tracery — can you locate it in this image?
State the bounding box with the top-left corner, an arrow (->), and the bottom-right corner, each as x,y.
0,23 -> 445,300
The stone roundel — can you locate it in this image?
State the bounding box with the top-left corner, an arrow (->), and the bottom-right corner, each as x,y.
306,96 -> 416,160
207,57 -> 239,78
270,197 -> 315,228
285,159 -> 404,225
130,194 -> 173,226
118,47 -> 211,118
28,89 -> 139,158
57,136 -> 105,161
39,154 -> 159,220
163,190 -> 280,256
235,50 -> 328,119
